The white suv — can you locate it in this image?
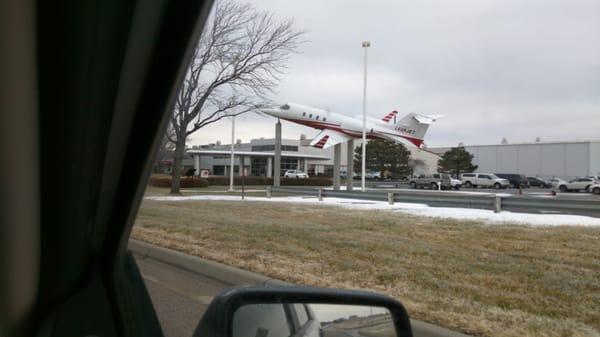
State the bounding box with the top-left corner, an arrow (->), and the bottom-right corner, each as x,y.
460,173 -> 510,189
557,178 -> 595,192
284,169 -> 309,178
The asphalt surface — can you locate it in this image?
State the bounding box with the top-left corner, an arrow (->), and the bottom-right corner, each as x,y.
136,256 -> 228,337
366,183 -> 599,200
135,252 -> 470,337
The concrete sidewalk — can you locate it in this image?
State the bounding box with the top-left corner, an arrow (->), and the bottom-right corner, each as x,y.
130,239 -> 471,337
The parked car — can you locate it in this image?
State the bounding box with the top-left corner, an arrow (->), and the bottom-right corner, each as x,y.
365,171 -> 382,180
589,183 -> 600,195
284,169 -> 309,178
556,178 -> 595,192
527,176 -> 552,188
495,173 -> 530,188
460,173 -> 510,189
584,176 -> 600,182
450,178 -> 463,190
549,177 -> 567,188
409,173 -> 453,190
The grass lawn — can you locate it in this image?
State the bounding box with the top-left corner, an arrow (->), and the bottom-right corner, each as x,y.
132,198 -> 600,337
144,185 -> 270,197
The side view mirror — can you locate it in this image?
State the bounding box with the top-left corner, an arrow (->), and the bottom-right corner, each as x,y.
193,286 -> 413,337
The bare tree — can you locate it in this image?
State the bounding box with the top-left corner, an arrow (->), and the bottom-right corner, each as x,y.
167,0 -> 303,194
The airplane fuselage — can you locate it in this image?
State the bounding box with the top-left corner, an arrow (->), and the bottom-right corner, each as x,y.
262,103 -> 425,147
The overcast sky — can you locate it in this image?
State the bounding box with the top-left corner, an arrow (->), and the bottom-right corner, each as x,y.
189,0 -> 600,148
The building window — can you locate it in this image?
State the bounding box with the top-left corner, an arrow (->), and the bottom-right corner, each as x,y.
282,145 -> 298,152
251,145 -> 275,152
251,157 -> 268,176
251,145 -> 298,152
280,157 -> 299,175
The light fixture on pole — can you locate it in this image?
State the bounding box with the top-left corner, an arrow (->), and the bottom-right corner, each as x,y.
228,116 -> 235,192
361,40 -> 370,192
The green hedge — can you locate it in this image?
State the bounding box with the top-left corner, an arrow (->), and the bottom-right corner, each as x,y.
280,177 -> 332,186
149,174 -> 332,187
206,176 -> 332,186
148,175 -> 209,188
206,176 -> 270,185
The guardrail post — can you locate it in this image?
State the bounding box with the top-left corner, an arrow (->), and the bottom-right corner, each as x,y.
266,186 -> 272,199
494,196 -> 502,213
318,187 -> 323,201
387,192 -> 394,205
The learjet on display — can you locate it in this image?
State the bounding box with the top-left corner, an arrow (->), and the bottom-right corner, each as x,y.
261,103 -> 440,149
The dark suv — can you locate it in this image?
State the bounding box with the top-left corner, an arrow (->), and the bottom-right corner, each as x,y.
527,176 -> 551,188
495,173 -> 530,188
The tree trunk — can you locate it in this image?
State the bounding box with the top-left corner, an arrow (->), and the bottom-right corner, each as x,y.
170,138 -> 186,195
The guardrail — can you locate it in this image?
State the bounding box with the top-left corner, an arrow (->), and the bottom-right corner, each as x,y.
268,186 -> 600,217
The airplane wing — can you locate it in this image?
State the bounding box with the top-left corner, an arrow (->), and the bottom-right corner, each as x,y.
310,130 -> 352,149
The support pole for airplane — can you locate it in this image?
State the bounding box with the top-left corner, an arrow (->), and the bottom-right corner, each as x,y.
333,143 -> 341,190
193,154 -> 200,176
274,120 -> 281,187
229,116 -> 235,192
361,41 -> 370,192
346,139 -> 354,191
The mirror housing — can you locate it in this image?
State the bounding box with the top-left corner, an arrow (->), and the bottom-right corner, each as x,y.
193,286 -> 413,337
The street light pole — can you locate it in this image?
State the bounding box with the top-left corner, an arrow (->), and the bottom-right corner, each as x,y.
228,116 -> 235,192
361,41 -> 370,192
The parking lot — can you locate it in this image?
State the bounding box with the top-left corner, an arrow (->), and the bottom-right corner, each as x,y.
362,181 -> 599,199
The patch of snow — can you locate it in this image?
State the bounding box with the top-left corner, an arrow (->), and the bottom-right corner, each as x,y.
145,195 -> 600,227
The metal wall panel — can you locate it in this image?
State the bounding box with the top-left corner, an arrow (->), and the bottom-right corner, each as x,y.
590,142 -> 600,176
496,146 -> 518,173
517,145 -> 541,175
466,146 -> 496,172
540,144 -> 566,177
564,143 -> 589,178
462,142 -> 593,179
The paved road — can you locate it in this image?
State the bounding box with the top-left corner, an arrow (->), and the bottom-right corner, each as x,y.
136,256 -> 228,337
135,252 -> 470,337
370,185 -> 599,200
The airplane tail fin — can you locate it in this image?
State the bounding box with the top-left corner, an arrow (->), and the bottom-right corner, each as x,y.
395,113 -> 442,140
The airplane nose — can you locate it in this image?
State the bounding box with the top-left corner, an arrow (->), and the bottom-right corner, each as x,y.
260,108 -> 281,117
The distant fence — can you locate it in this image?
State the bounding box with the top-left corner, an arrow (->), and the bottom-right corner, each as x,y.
268,186 -> 600,217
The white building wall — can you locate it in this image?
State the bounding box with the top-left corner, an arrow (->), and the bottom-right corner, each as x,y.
410,149 -> 440,174
564,143 -> 589,178
457,141 -> 595,180
517,145 -> 542,174
590,141 -> 600,176
540,144 -> 565,177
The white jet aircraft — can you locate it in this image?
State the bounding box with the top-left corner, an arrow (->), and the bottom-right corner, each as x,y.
261,103 -> 441,149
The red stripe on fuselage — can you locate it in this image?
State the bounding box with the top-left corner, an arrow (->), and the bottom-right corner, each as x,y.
281,117 -> 423,147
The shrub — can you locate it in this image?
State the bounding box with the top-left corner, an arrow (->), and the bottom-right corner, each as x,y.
148,174 -> 209,188
206,176 -> 270,185
280,177 -> 332,186
205,176 -> 332,186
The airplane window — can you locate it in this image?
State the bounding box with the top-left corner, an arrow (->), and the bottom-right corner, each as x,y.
316,116 -> 319,120
323,117 -> 326,121
302,112 -> 306,116
280,104 -> 290,110
309,114 -> 312,118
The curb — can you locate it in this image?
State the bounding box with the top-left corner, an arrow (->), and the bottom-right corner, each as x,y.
129,239 -> 288,287
128,239 -> 471,337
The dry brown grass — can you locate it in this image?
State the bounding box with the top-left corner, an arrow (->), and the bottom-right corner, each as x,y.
132,198 -> 600,337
